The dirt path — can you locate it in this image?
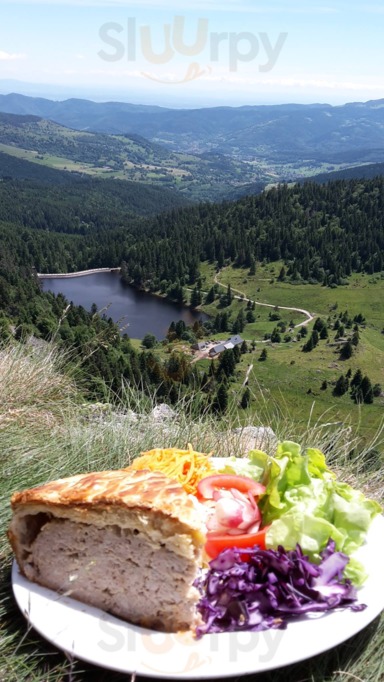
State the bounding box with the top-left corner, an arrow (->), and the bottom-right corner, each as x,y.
214,270 -> 316,328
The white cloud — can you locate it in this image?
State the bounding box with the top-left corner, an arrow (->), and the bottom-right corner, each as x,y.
0,50 -> 26,61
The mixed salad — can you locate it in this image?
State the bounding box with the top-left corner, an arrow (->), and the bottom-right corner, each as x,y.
132,441 -> 382,635
193,441 -> 381,635
212,441 -> 381,585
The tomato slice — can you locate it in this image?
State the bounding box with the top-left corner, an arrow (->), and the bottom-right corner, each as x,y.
205,526 -> 270,560
197,474 -> 265,501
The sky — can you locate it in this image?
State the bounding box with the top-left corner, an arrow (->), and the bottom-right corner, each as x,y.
1,0 -> 384,108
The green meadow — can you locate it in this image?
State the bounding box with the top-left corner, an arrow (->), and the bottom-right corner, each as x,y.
195,262 -> 384,449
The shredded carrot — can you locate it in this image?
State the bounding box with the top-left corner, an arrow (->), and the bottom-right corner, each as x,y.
127,444 -> 214,495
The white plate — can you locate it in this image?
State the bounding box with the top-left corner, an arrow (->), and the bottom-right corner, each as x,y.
12,515 -> 384,680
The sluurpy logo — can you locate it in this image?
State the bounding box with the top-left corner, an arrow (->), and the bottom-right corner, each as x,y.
98,16 -> 288,84
97,616 -> 284,675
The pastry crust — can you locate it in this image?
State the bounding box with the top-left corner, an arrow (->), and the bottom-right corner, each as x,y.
8,469 -> 204,556
10,468 -> 202,527
8,469 -> 206,632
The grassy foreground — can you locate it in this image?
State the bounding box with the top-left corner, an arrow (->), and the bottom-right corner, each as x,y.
0,341 -> 383,682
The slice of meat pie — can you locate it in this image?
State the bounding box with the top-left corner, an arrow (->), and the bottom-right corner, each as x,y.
8,469 -> 205,632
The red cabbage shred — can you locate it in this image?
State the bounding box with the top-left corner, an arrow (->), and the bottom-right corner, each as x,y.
194,541 -> 366,637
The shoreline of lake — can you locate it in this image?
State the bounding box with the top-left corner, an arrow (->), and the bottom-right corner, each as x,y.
40,270 -> 208,340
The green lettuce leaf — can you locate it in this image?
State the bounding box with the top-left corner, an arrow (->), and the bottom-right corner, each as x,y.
245,440 -> 382,585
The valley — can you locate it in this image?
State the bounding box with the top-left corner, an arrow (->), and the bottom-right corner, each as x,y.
2,95 -> 384,201
0,113 -> 268,201
0,97 -> 383,450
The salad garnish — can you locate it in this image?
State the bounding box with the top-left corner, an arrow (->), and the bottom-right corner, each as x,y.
196,473 -> 268,558
218,441 -> 382,585
194,541 -> 366,637
197,474 -> 264,533
128,445 -> 214,494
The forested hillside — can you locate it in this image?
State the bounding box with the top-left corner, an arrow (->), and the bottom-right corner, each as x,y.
118,178 -> 384,289
2,173 -> 383,344
0,112 -> 172,166
1,172 -> 384,430
0,231 -> 205,409
2,176 -> 384,285
0,150 -> 82,184
302,162 -> 384,185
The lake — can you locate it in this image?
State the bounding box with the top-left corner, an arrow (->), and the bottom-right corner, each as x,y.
40,271 -> 208,340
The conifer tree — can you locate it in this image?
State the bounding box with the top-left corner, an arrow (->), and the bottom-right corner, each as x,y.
240,387 -> 251,409
302,336 -> 314,352
249,257 -> 256,276
333,375 -> 349,396
340,339 -> 353,360
350,368 -> 363,389
204,286 -> 216,304
361,375 -> 374,404
259,347 -> 268,361
190,285 -> 201,308
215,383 -> 229,413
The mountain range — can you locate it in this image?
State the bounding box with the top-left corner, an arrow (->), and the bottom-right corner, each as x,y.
1,93 -> 384,165
0,110 -> 267,201
1,93 -> 384,199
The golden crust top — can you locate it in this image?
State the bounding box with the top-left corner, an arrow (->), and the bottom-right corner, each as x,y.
10,468 -> 202,531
